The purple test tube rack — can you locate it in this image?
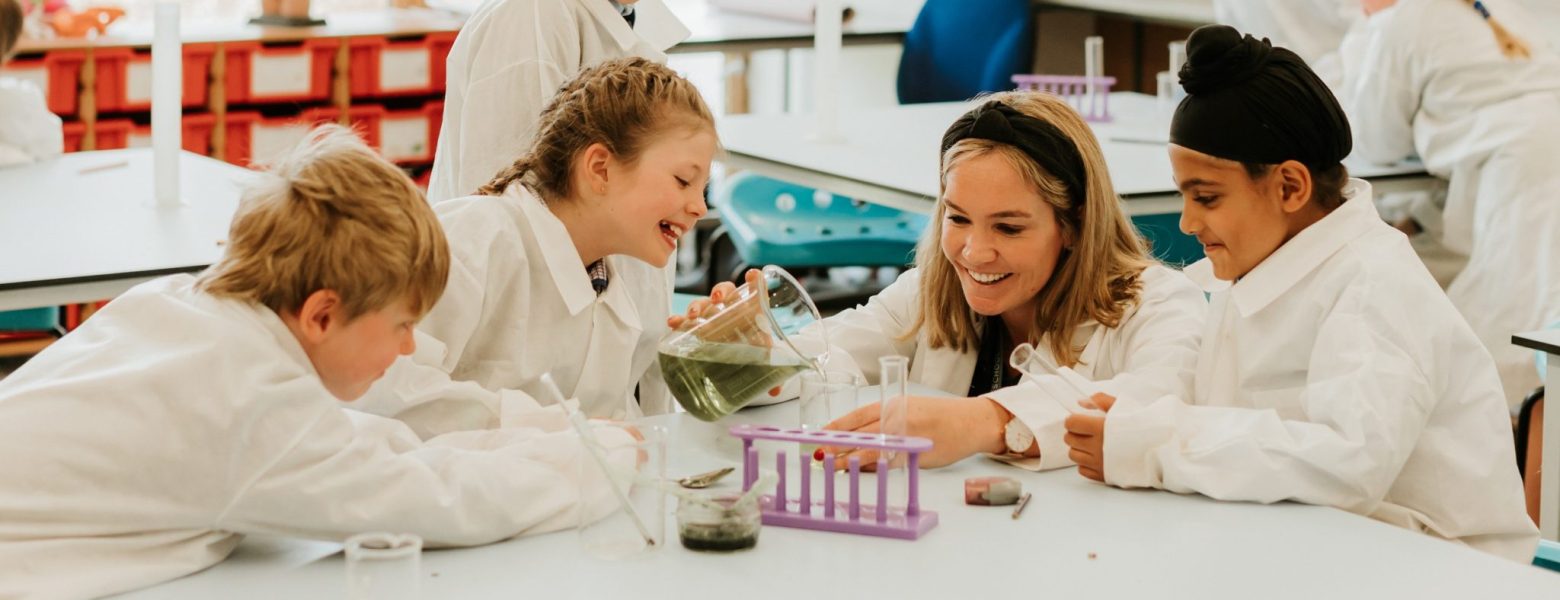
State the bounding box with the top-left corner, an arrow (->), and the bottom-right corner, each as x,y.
1010,74 -> 1117,122
730,424 -> 939,540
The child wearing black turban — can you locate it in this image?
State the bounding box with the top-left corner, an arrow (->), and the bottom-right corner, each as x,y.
1060,24 -> 1538,563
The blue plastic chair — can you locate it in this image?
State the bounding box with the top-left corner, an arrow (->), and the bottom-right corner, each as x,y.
897,0 -> 1036,104
710,173 -> 928,281
1536,540 -> 1560,572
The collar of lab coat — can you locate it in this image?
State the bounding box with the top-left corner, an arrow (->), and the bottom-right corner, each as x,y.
1185,178 -> 1377,318
509,183 -> 601,317
579,0 -> 690,54
210,286 -> 319,376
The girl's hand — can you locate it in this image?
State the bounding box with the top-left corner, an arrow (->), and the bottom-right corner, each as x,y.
665,269 -> 772,348
1062,393 -> 1117,482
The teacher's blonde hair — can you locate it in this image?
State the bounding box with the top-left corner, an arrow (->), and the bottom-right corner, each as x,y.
909,91 -> 1154,366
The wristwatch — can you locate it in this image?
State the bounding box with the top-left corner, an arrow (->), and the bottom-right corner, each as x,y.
1003,417 -> 1035,455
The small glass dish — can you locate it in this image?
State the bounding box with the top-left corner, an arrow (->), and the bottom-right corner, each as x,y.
676,492 -> 762,552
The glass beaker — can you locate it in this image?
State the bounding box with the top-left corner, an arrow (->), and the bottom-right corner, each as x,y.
798,370 -> 864,466
344,532 -> 422,600
658,265 -> 826,422
676,490 -> 763,552
577,424 -> 667,560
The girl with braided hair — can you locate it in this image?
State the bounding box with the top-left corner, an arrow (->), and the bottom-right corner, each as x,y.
356,57 -> 716,435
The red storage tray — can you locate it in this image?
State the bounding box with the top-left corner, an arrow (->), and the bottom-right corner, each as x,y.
224,39 -> 339,104
129,115 -> 216,154
61,121 -> 86,152
428,32 -> 456,94
378,100 -> 442,163
94,118 -> 134,149
8,51 -> 85,116
91,48 -> 131,113
349,31 -> 456,98
117,44 -> 216,112
226,106 -> 381,166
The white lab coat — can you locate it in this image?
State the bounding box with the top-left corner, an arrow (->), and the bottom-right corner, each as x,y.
427,0 -> 690,203
1339,0 -> 1560,407
1103,180 -> 1538,563
0,77 -> 62,167
1212,0 -> 1360,89
356,183 -> 675,437
784,264 -> 1207,471
0,275 -> 638,600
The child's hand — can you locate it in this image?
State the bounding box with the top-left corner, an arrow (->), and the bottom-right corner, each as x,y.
1062,393 -> 1117,482
664,269 -> 772,348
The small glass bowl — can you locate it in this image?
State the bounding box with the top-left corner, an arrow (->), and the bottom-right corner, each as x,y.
676,492 -> 762,552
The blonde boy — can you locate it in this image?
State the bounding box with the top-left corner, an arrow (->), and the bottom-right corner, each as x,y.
0,126 -> 637,599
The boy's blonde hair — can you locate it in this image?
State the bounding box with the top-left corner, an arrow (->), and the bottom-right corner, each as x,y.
910,91 -> 1153,367
478,56 -> 715,200
1,0 -> 22,61
198,125 -> 450,320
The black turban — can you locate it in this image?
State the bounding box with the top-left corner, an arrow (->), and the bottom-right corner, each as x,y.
1170,25 -> 1352,169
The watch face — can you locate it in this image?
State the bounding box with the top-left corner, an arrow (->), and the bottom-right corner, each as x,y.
1005,421 -> 1032,453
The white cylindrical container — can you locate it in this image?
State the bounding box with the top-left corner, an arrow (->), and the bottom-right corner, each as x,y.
811,0 -> 843,142
152,2 -> 183,207
1084,36 -> 1104,117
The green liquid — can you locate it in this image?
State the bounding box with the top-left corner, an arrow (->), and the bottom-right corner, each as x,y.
659,342 -> 812,422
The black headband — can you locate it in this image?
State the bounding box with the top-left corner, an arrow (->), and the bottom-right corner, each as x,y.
940,100 -> 1088,207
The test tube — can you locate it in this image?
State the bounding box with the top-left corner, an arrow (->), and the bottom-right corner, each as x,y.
1085,36 -> 1104,118
151,2 -> 182,207
848,455 -> 861,521
823,453 -> 836,518
879,356 -> 909,507
775,451 -> 788,511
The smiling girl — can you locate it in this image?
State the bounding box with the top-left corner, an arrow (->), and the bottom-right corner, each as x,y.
678,91 -> 1207,470
358,57 -> 716,435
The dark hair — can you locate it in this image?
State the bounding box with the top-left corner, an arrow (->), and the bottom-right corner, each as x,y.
1242,161 -> 1349,211
1,0 -> 23,61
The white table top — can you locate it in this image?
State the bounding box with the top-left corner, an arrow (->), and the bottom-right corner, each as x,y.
425,0 -> 922,52
0,149 -> 252,312
118,387 -> 1560,599
716,93 -> 1431,214
669,0 -> 923,51
1038,0 -> 1213,27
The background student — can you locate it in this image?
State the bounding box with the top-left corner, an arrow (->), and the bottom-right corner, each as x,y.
0,0 -> 61,167
428,0 -> 690,203
1339,0 -> 1560,410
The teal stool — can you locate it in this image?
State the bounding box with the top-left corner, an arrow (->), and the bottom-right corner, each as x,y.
1535,539 -> 1560,572
0,307 -> 59,333
1131,212 -> 1203,267
711,173 -> 928,282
